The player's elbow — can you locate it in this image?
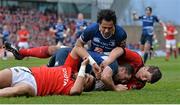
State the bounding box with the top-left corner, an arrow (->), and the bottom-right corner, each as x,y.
75,38 -> 84,47
70,90 -> 82,96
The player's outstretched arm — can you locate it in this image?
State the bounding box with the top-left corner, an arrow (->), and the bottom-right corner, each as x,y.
70,46 -> 102,79
101,47 -> 125,69
70,58 -> 88,95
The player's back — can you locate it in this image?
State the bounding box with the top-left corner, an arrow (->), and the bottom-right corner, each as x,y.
31,65 -> 74,96
118,48 -> 144,73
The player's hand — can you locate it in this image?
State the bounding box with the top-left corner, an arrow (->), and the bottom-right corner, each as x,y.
100,60 -> 109,70
132,11 -> 137,15
92,63 -> 102,79
81,57 -> 89,66
114,84 -> 128,91
94,47 -> 103,53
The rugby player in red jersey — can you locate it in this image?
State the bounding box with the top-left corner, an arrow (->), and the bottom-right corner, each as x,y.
0,47 -> 97,97
4,43 -> 162,91
162,22 -> 178,61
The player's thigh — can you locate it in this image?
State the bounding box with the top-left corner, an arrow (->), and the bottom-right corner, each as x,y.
0,69 -> 12,88
166,40 -> 171,48
24,42 -> 29,49
171,40 -> 177,49
140,34 -> 146,45
54,48 -> 72,66
144,36 -> 153,50
9,83 -> 35,97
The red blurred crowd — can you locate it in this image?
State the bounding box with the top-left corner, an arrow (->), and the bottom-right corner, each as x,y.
0,6 -> 83,48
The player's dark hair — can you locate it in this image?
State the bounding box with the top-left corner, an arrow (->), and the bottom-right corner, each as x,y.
97,9 -> 116,25
146,6 -> 152,13
84,77 -> 96,92
147,66 -> 162,84
123,63 -> 134,75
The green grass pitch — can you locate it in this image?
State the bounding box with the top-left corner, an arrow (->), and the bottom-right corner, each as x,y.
0,56 -> 180,104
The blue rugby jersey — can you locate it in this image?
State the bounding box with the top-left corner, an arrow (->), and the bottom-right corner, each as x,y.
139,15 -> 159,35
80,23 -> 127,53
2,30 -> 10,40
53,23 -> 66,39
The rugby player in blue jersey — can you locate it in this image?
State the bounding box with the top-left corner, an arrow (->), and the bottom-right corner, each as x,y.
50,17 -> 67,45
0,25 -> 11,60
75,9 -> 127,91
133,7 -> 163,63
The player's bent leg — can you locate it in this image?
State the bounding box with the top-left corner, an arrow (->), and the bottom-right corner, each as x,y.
140,45 -> 144,51
165,47 -> 171,61
0,83 -> 35,97
172,47 -> 177,59
48,45 -> 62,56
143,42 -> 151,63
0,69 -> 12,89
53,48 -> 72,66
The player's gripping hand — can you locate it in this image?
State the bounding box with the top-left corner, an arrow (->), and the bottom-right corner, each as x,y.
100,60 -> 110,70
92,63 -> 102,80
114,84 -> 128,91
81,57 -> 89,66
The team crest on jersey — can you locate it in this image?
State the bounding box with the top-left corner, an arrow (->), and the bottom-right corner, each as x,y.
93,37 -> 100,43
109,41 -> 115,47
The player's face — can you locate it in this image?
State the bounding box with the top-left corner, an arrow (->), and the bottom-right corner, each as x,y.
78,13 -> 84,20
136,66 -> 152,83
83,74 -> 95,91
21,25 -> 25,29
99,19 -> 115,38
145,9 -> 151,16
114,67 -> 132,83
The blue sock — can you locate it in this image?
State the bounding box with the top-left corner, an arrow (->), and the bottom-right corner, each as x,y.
144,52 -> 148,63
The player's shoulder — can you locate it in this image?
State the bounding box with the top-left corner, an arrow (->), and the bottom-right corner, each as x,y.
151,15 -> 158,18
84,22 -> 99,33
87,23 -> 99,30
114,25 -> 127,37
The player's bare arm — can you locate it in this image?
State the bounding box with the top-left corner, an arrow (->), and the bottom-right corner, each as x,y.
70,58 -> 88,95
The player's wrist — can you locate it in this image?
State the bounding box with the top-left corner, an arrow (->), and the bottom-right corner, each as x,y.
78,65 -> 86,77
88,56 -> 97,65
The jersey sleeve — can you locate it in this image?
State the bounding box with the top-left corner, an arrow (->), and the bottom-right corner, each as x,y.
154,15 -> 160,23
80,24 -> 94,43
115,26 -> 127,48
138,15 -> 144,20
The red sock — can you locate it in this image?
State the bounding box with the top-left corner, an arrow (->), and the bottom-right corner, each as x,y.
166,52 -> 170,60
19,46 -> 51,58
173,50 -> 177,59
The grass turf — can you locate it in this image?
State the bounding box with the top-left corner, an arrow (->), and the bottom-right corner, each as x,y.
0,56 -> 180,104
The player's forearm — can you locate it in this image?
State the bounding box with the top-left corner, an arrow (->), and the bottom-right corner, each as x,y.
70,76 -> 84,95
75,38 -> 84,47
101,67 -> 116,91
101,77 -> 116,91
106,47 -> 124,65
70,65 -> 86,95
